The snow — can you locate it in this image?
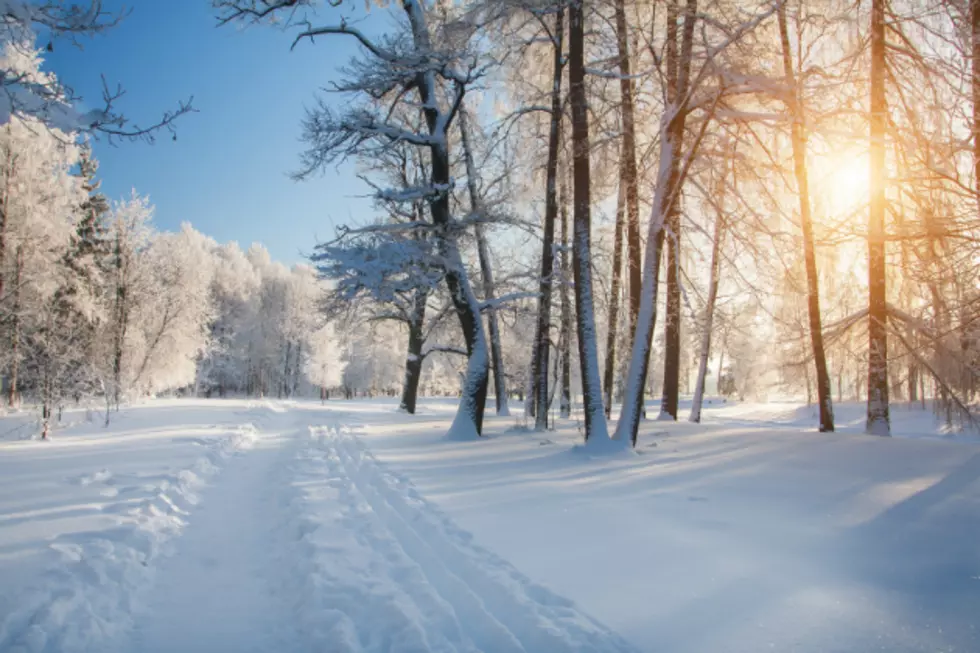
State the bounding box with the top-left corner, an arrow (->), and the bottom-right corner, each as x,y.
1,397 -> 978,652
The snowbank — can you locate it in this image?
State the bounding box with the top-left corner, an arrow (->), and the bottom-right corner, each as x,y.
0,401 -> 275,653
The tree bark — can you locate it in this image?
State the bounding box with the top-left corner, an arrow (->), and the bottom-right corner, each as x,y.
405,0 -> 489,437
616,0 -> 697,444
0,135 -> 13,303
689,196 -> 724,423
778,4 -> 834,432
603,167 -> 626,417
559,158 -> 573,418
530,5 -> 565,431
459,107 -> 510,417
614,0 -> 641,340
866,0 -> 890,435
112,230 -> 128,411
400,287 -> 428,414
7,245 -> 23,407
973,0 -> 980,211
569,0 -> 610,441
658,0 -> 695,421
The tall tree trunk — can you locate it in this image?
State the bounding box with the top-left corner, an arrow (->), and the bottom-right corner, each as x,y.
616,0 -> 697,444
778,4 -> 834,432
973,0 -> 980,214
0,137 -> 13,303
400,287 -> 428,414
405,0 -> 489,437
112,233 -> 127,411
866,0 -> 890,435
282,340 -> 292,399
530,6 -> 565,431
559,159 -> 573,419
569,0 -> 610,441
7,245 -> 23,407
658,0 -> 695,421
603,169 -> 626,416
614,0 -> 641,342
293,342 -> 302,397
660,210 -> 681,420
459,107 -> 510,417
689,199 -> 724,423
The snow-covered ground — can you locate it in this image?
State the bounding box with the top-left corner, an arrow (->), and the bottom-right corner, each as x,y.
1,397 -> 978,652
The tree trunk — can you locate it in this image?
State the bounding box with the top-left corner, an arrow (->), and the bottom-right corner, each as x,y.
0,136 -> 13,303
530,6 -> 565,431
778,4 -> 834,432
616,0 -> 697,444
400,287 -> 428,414
866,0 -> 890,435
459,107 -> 510,417
112,232 -> 127,411
6,245 -> 23,407
405,0 -> 489,437
689,202 -> 724,423
658,0 -> 695,422
569,0 -> 610,441
282,340 -> 292,399
973,0 -> 980,215
559,158 -> 573,419
660,210 -> 681,420
615,0 -> 642,348
603,167 -> 626,417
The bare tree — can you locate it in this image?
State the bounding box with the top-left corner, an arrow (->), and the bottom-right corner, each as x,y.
778,1 -> 834,432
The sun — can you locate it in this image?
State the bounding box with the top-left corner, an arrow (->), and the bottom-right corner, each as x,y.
814,151 -> 869,218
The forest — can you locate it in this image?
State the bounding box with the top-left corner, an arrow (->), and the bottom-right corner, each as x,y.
2,2 -> 980,652
2,0 -> 980,445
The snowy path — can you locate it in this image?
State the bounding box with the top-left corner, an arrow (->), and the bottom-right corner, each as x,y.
107,416 -> 634,653
288,422 -> 637,653
118,427 -> 304,653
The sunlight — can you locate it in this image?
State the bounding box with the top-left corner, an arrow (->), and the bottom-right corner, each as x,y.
816,151 -> 870,218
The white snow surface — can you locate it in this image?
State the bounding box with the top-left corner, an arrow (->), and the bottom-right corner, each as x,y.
1,397 -> 978,652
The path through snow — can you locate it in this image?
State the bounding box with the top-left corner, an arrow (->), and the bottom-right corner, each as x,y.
118,425 -> 304,653
107,415 -> 634,653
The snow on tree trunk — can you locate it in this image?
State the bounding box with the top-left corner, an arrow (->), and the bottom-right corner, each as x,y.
615,0 -> 642,349
404,0 -> 490,438
614,114 -> 677,445
778,4 -> 834,433
866,0 -> 890,435
689,197 -> 724,424
568,0 -> 611,445
459,107 -> 509,417
603,168 -> 626,418
559,160 -> 572,420
532,5 -> 565,431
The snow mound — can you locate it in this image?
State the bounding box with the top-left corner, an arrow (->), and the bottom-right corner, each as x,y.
0,412 -> 262,653
295,422 -> 639,653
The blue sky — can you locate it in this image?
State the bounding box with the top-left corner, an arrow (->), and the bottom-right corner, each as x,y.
47,0 -> 388,264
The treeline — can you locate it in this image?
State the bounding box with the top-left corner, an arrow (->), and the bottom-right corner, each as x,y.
0,44 -> 338,437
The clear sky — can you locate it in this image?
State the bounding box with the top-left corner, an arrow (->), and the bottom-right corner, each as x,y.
46,0 -> 386,264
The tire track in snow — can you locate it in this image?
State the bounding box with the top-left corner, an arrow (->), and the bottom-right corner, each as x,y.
301,422 -> 638,653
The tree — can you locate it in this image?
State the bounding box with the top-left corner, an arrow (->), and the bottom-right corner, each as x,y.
866,0 -> 889,435
530,1 -> 565,431
777,1 -> 834,432
458,105 -> 510,417
0,8 -> 192,139
568,0 -> 611,443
